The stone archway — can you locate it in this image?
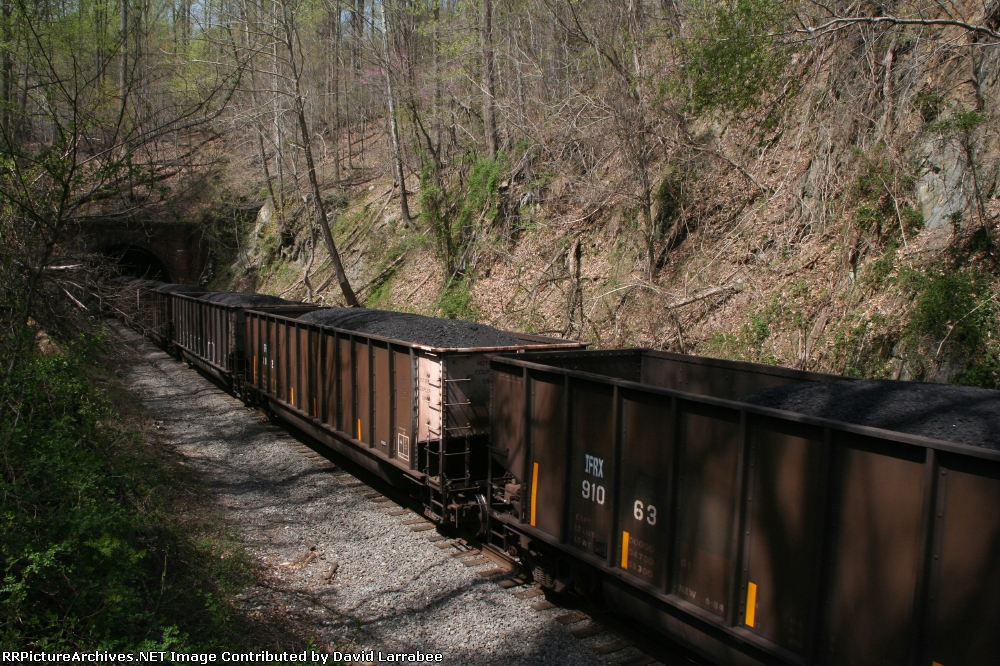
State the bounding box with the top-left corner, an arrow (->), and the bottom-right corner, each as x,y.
76,220 -> 209,284
99,244 -> 173,281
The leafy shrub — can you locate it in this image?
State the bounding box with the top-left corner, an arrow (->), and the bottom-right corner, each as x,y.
902,268 -> 1000,387
419,161 -> 454,270
906,269 -> 992,348
422,153 -> 506,276
435,279 -> 478,320
1,336 -> 265,650
458,153 -> 506,231
678,0 -> 792,114
912,89 -> 945,123
850,152 -> 921,244
926,109 -> 988,135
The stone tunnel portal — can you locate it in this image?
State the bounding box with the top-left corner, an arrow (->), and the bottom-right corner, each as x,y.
100,244 -> 172,282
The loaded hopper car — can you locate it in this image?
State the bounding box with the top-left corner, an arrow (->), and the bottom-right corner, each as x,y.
141,282 -> 213,346
244,307 -> 586,528
488,348 -> 1000,666
171,291 -> 321,394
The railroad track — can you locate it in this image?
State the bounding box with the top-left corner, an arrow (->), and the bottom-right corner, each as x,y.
277,419 -> 705,666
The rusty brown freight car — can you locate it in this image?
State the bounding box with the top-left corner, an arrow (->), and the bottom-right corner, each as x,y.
142,283 -> 213,347
171,292 -> 319,394
244,307 -> 585,528
489,348 -> 1000,666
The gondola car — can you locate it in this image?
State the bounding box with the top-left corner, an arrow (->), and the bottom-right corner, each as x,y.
488,348 -> 1000,666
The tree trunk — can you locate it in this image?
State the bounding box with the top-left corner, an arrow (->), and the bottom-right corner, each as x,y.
2,0 -> 12,135
332,2 -> 341,183
380,0 -> 411,227
432,0 -> 441,152
272,8 -> 284,214
279,0 -> 358,307
481,0 -> 498,156
120,0 -> 128,110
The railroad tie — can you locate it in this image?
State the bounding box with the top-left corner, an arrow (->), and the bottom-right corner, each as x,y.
619,656 -> 655,666
595,640 -> 630,655
426,534 -> 447,542
386,509 -> 409,516
409,523 -> 435,532
363,491 -> 382,499
433,541 -> 455,549
477,568 -> 506,578
531,600 -> 556,611
570,623 -> 604,639
401,517 -> 427,525
461,556 -> 489,567
555,611 -> 588,625
513,588 -> 544,600
450,549 -> 480,558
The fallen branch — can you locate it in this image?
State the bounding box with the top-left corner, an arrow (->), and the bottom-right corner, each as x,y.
666,283 -> 744,310
405,272 -> 434,300
60,286 -> 88,310
357,253 -> 408,303
798,15 -> 1000,42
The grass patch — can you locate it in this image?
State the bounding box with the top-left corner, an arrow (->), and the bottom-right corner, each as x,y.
435,279 -> 479,320
1,331 -> 302,651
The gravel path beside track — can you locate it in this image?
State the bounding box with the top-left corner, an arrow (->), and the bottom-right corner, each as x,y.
115,326 -> 633,666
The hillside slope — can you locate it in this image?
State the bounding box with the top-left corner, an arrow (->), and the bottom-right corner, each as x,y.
209,1 -> 1000,388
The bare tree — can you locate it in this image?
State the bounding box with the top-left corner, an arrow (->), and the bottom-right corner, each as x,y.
380,0 -> 412,227
276,0 -> 359,306
481,0 -> 499,156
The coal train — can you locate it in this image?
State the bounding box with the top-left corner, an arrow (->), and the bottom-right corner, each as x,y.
123,281 -> 1000,666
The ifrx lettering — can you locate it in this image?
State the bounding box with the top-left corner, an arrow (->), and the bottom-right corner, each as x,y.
584,454 -> 604,478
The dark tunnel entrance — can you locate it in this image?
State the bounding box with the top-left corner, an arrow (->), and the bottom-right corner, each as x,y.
101,245 -> 172,282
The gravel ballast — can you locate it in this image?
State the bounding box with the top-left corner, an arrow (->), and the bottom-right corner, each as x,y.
115,325 -> 621,665
297,308 -> 523,348
740,379 -> 1000,449
199,292 -> 296,307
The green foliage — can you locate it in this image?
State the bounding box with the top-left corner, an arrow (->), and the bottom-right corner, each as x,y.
421,153 -> 506,275
926,110 -> 988,135
912,89 -> 945,123
419,161 -> 455,271
830,314 -> 899,379
678,0 -> 793,114
706,305 -> 776,364
366,279 -> 394,310
434,279 -> 478,320
458,153 -> 506,231
0,337 -> 262,650
654,169 -> 683,235
905,269 -> 993,349
901,268 -> 1000,387
860,241 -> 899,291
850,152 -> 921,244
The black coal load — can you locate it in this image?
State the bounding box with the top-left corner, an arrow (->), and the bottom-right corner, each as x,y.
153,283 -> 211,294
198,292 -> 295,307
297,308 -> 523,348
741,379 -> 1000,449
